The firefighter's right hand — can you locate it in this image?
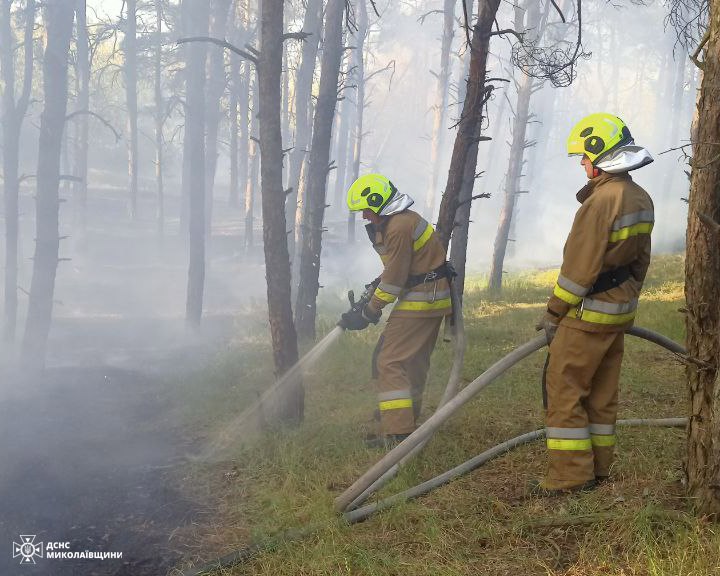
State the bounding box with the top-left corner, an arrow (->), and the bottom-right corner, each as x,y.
535,313 -> 559,345
338,305 -> 380,331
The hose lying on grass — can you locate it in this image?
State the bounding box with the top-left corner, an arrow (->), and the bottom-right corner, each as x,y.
180,326 -> 687,576
336,326 -> 687,511
181,417 -> 687,576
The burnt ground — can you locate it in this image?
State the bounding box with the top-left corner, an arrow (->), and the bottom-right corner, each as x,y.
0,314 -> 239,576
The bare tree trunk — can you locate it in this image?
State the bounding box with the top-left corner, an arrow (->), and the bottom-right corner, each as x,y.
333,83 -> 352,217
183,0 -> 209,328
1,0 -> 35,343
73,0 -> 89,242
347,0 -> 368,243
685,1 -> 720,517
245,72 -> 258,249
286,0 -> 323,258
20,0 -> 74,367
488,1 -> 545,294
125,0 -> 139,218
436,0 -> 501,249
425,0 -> 457,216
294,0 -> 345,341
155,0 -> 165,235
258,0 -> 303,422
229,32 -> 241,209
205,0 -> 233,233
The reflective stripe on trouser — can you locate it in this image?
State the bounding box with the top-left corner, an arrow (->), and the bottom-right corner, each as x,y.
543,324 -> 624,488
373,314 -> 443,435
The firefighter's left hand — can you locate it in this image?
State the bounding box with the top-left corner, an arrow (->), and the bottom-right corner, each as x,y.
535,313 -> 559,345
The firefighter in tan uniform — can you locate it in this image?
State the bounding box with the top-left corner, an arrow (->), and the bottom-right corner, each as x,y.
339,174 -> 452,447
533,113 -> 655,494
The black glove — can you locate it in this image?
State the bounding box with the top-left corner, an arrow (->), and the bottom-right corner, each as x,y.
339,304 -> 381,331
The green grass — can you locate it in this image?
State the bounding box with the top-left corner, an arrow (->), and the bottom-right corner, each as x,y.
169,254 -> 719,576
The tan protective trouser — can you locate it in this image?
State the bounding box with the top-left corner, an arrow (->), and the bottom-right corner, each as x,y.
543,324 -> 624,489
372,315 -> 443,435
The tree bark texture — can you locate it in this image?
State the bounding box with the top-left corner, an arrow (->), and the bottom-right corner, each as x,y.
259,0 -> 303,422
286,0 -> 323,259
20,0 -> 74,367
294,0 -> 345,341
1,0 -> 35,343
183,0 -> 209,328
124,0 -> 138,218
425,0 -> 456,216
73,0 -> 89,240
204,0 -> 232,232
685,0 -> 720,517
436,0 -> 501,250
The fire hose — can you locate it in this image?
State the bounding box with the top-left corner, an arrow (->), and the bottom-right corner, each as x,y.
181,323 -> 687,576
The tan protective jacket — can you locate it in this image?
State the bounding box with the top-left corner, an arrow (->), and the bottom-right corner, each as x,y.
547,172 -> 654,333
366,210 -> 452,319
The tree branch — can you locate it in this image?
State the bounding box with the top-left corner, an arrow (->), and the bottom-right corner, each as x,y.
283,31 -> 312,42
65,109 -> 121,142
177,36 -> 258,65
690,29 -> 709,70
549,0 -> 566,23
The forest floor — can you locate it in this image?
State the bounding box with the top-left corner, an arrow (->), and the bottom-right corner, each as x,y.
171,252 -> 720,576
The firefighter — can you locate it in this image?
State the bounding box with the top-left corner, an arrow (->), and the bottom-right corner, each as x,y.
533,113 -> 655,494
339,174 -> 453,447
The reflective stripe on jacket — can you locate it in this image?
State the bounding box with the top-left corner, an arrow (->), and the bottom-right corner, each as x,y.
547,172 -> 654,332
366,210 -> 452,318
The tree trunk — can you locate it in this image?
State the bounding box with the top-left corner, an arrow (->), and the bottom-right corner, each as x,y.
333,81 -> 353,217
125,0 -> 139,218
73,0 -> 89,242
488,1 -> 544,293
286,0 -> 323,258
258,0 -> 303,422
1,0 -> 35,343
294,0 -> 345,341
685,0 -> 720,517
20,0 -> 74,367
155,0 -> 165,235
436,0 -> 501,249
347,0 -> 368,243
245,71 -> 258,249
183,0 -> 209,328
425,0 -> 457,216
205,0 -> 233,233
228,28 -> 241,209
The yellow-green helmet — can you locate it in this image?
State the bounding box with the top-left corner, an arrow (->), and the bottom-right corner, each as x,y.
567,113 -> 633,164
346,173 -> 398,213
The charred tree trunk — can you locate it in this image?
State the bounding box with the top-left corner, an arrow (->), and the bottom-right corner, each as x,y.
425,0 -> 456,216
286,0 -> 323,258
20,0 -> 74,367
73,0 -> 89,241
1,0 -> 35,343
347,0 -> 368,243
259,0 -> 303,422
205,0 -> 232,233
294,0 -> 345,341
685,2 -> 720,517
183,0 -> 209,328
124,0 -> 139,218
155,0 -> 165,235
436,0 -> 501,249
